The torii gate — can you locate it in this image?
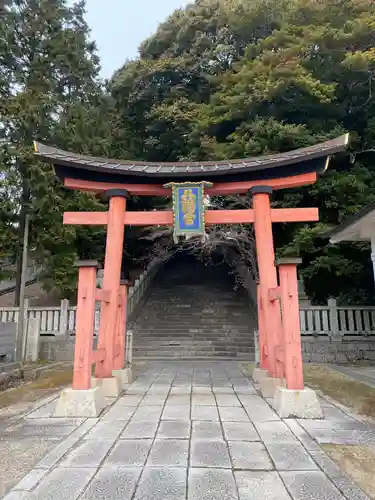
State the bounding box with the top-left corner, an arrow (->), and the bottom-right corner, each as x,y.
34,134 -> 349,418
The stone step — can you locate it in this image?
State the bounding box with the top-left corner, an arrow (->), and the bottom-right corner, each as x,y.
133,347 -> 255,353
130,256 -> 257,360
133,354 -> 254,360
133,343 -> 255,350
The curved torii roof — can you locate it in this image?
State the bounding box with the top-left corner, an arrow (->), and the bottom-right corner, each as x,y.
34,134 -> 349,185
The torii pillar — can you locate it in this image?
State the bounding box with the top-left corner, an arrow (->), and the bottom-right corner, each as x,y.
91,189 -> 129,397
251,186 -> 284,392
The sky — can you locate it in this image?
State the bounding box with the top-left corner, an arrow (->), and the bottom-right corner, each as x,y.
85,0 -> 192,78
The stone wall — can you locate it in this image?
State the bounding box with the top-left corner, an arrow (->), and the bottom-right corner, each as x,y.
39,333 -> 375,364
302,336 -> 375,363
39,335 -> 99,362
39,336 -> 75,362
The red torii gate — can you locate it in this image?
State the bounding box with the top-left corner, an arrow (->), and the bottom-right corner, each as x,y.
33,134 -> 349,418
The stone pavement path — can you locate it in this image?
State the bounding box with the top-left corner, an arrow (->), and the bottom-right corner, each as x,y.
2,361 -> 374,500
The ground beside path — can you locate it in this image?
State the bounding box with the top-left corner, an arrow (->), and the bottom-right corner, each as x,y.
2,361 -> 375,500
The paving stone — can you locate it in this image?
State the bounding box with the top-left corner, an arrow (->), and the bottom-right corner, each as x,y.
283,419 -> 320,451
210,379 -> 232,387
309,449 -> 342,477
228,441 -> 273,470
105,439 -> 153,466
244,404 -> 280,423
157,420 -> 191,439
213,387 -> 236,394
36,419 -> 99,468
331,475 -> 371,500
193,379 -> 211,386
147,439 -> 189,466
3,492 -> 28,500
192,387 -> 213,394
235,387 -> 257,395
120,420 -> 158,439
117,395 -> 144,406
27,467 -> 96,500
134,467 -> 186,500
219,407 -> 250,422
191,439 -> 231,468
173,379 -> 192,386
102,405 -> 137,421
230,377 -> 251,386
323,406 -> 353,421
60,439 -> 114,467
25,401 -> 57,419
166,395 -> 191,405
235,471 -> 291,500
191,405 -> 219,421
170,386 -> 191,394
265,442 -> 318,471
254,421 -> 298,443
280,470 -> 345,500
215,395 -> 241,407
222,422 -> 260,441
237,395 -> 264,406
139,394 -> 166,408
148,386 -> 171,395
188,467 -> 238,500
85,420 -> 127,440
297,420 -> 375,445
125,388 -> 148,395
192,395 -> 217,406
162,405 -> 191,420
192,421 -> 223,440
13,468 -> 49,491
131,406 -> 163,421
3,418 -> 82,440
80,467 -> 142,500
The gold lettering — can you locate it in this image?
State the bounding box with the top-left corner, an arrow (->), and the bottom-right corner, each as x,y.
181,188 -> 196,225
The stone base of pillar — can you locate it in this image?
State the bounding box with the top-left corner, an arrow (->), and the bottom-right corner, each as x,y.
260,376 -> 286,398
91,376 -> 122,398
112,367 -> 132,387
252,367 -> 269,384
53,387 -> 106,418
273,386 -> 323,419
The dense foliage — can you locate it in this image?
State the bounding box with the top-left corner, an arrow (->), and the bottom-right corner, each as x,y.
110,0 -> 375,304
2,0 -> 375,303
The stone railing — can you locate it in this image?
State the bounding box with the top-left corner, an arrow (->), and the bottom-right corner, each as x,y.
299,299 -> 375,337
0,299 -> 70,336
127,259 -> 161,318
0,258 -> 163,336
3,296 -> 375,339
253,299 -> 375,364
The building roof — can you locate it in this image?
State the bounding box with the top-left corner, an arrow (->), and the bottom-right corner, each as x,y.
328,201 -> 375,243
34,134 -> 349,183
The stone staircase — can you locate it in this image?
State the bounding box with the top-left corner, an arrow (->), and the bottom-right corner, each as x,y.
131,254 -> 257,360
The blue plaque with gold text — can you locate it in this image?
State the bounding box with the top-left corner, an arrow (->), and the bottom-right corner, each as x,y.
164,181 -> 212,241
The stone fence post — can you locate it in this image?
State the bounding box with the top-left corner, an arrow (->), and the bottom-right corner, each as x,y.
328,298 -> 341,338
59,299 -> 70,337
25,317 -> 41,362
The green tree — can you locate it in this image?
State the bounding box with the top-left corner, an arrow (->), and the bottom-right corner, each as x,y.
110,0 -> 375,303
0,0 -> 112,299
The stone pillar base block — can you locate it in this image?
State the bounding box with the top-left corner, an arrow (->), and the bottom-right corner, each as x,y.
252,367 -> 269,384
91,376 -> 122,398
273,386 -> 323,419
112,367 -> 132,387
53,387 -> 106,418
260,376 -> 286,398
